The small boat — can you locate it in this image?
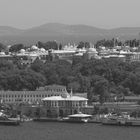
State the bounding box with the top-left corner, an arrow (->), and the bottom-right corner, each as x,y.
0,116 -> 20,126
101,112 -> 127,125
102,114 -> 119,125
0,112 -> 20,126
102,112 -> 140,126
62,112 -> 92,123
123,117 -> 140,126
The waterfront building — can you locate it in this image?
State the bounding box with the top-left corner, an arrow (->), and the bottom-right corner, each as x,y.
41,94 -> 89,117
0,85 -> 69,104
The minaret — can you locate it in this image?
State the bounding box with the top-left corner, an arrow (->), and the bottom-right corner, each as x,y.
70,88 -> 73,97
139,33 -> 140,47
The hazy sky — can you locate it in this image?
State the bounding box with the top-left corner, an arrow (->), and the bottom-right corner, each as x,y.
0,0 -> 140,29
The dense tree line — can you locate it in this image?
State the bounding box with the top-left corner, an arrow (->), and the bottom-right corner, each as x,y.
1,39 -> 140,104
95,38 -> 140,48
0,38 -> 139,53
37,41 -> 61,50
1,57 -> 140,104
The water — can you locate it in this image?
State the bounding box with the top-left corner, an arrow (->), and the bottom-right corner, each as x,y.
0,122 -> 140,140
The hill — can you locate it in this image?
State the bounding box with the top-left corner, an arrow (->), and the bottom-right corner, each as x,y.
0,23 -> 140,45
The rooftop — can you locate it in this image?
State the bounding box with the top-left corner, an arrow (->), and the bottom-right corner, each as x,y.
42,95 -> 88,101
68,113 -> 92,118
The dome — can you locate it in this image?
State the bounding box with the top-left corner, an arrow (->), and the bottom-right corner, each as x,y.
31,45 -> 38,50
40,48 -> 46,52
120,50 -> 127,54
87,47 -> 97,53
0,52 -> 5,55
20,49 -> 25,53
101,46 -> 106,50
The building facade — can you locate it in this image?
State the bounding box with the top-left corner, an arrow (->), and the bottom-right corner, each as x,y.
0,85 -> 69,104
41,95 -> 91,117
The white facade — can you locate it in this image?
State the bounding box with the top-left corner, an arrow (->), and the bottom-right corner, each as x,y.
0,85 -> 69,104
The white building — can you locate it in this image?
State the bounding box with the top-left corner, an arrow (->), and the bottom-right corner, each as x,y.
0,85 -> 69,104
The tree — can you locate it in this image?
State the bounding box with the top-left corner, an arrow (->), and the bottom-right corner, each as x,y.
37,41 -> 58,50
0,60 -> 15,71
0,70 -> 46,91
76,74 -> 91,92
122,73 -> 139,94
19,70 -> 46,90
68,81 -> 80,93
94,78 -> 109,104
30,59 -> 45,73
77,41 -> 85,49
58,43 -> 63,50
9,44 -> 25,53
0,43 -> 6,52
85,42 -> 90,48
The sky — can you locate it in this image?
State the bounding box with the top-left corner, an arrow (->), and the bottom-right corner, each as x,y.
0,0 -> 140,29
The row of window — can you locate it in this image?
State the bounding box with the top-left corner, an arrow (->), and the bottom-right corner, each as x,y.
0,94 -> 63,98
2,98 -> 41,103
45,88 -> 66,92
45,101 -> 86,107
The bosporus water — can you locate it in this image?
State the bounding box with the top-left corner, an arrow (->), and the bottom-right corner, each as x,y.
0,121 -> 140,140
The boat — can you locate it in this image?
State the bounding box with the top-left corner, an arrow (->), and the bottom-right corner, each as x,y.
0,112 -> 20,126
101,112 -> 140,126
102,114 -> 119,125
62,112 -> 92,123
122,117 -> 140,126
0,116 -> 20,125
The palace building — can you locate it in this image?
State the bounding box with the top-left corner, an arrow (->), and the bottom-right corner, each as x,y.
0,85 -> 69,104
40,94 -> 90,117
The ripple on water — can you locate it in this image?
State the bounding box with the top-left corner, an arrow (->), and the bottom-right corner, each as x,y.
0,122 -> 140,140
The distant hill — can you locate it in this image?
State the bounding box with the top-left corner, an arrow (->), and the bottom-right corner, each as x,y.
0,23 -> 140,45
0,26 -> 23,36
